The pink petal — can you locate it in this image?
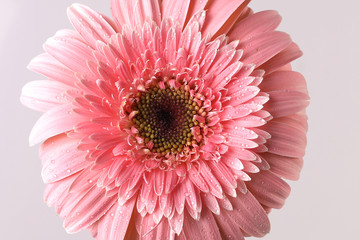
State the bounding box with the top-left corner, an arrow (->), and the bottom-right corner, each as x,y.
139,0 -> 162,26
154,169 -> 165,196
173,184 -> 186,214
116,162 -> 144,189
95,148 -> 115,166
141,178 -> 158,214
111,0 -> 161,31
162,0 -> 191,28
152,204 -> 164,225
219,106 -> 252,121
27,53 -> 77,86
40,134 -> 89,183
64,186 -> 117,233
261,152 -> 303,180
226,86 -> 260,107
222,156 -> 244,171
201,192 -> 220,215
264,120 -> 307,158
225,135 -> 258,149
168,211 -> 184,235
224,125 -> 257,141
223,117 -> 265,128
217,195 -> 234,211
164,27 -> 178,63
182,207 -> 222,239
44,33 -> 96,76
265,90 -> 310,118
110,0 -> 133,30
213,209 -> 245,240
228,10 -> 282,42
242,161 -> 260,173
199,40 -> 220,75
188,166 -> 209,193
260,43 -> 303,74
211,0 -> 251,38
57,185 -> 94,219
199,161 -> 223,199
239,31 -> 292,67
29,104 -> 87,146
211,62 -> 243,91
202,0 -> 246,37
135,213 -> 159,237
247,170 -> 291,209
68,166 -> 101,193
260,71 -> 308,95
184,178 -> 202,212
222,147 -> 256,161
140,218 -> 175,240
20,80 -> 70,112
208,161 -> 237,189
186,1 -> 208,26
164,170 -> 180,194
67,4 -> 116,49
228,191 -> 270,237
44,172 -> 80,207
160,194 -> 174,218
208,45 -> 240,77
281,112 -> 309,132
95,196 -> 136,240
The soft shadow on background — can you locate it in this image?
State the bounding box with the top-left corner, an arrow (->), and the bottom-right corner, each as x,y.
0,0 -> 359,239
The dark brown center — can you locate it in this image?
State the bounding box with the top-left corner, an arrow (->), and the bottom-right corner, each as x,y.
132,86 -> 200,155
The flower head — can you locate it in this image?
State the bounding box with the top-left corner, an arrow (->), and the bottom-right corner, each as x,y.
22,0 -> 309,239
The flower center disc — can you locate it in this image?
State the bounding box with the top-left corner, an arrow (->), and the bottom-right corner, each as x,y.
132,86 -> 200,155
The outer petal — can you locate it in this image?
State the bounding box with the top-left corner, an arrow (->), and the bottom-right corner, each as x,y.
43,172 -> 80,208
43,33 -> 96,77
96,197 -> 136,240
202,0 -> 246,37
140,218 -> 175,240
182,207 -> 222,240
264,90 -> 310,118
228,10 -> 282,42
264,120 -> 307,158
20,80 -> 70,112
247,170 -> 291,209
40,133 -> 90,183
29,104 -> 87,146
260,71 -> 308,95
186,0 -> 209,24
213,209 -> 245,240
67,4 -> 116,49
111,0 -> 161,30
211,0 -> 251,38
162,0 -> 190,28
64,186 -> 118,233
228,191 -> 270,237
260,43 -> 303,74
27,53 -> 77,87
260,152 -> 303,180
239,31 -> 292,67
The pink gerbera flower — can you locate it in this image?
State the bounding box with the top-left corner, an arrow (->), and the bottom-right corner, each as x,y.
21,0 -> 309,239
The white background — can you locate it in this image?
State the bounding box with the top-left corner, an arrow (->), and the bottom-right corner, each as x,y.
0,0 -> 359,239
